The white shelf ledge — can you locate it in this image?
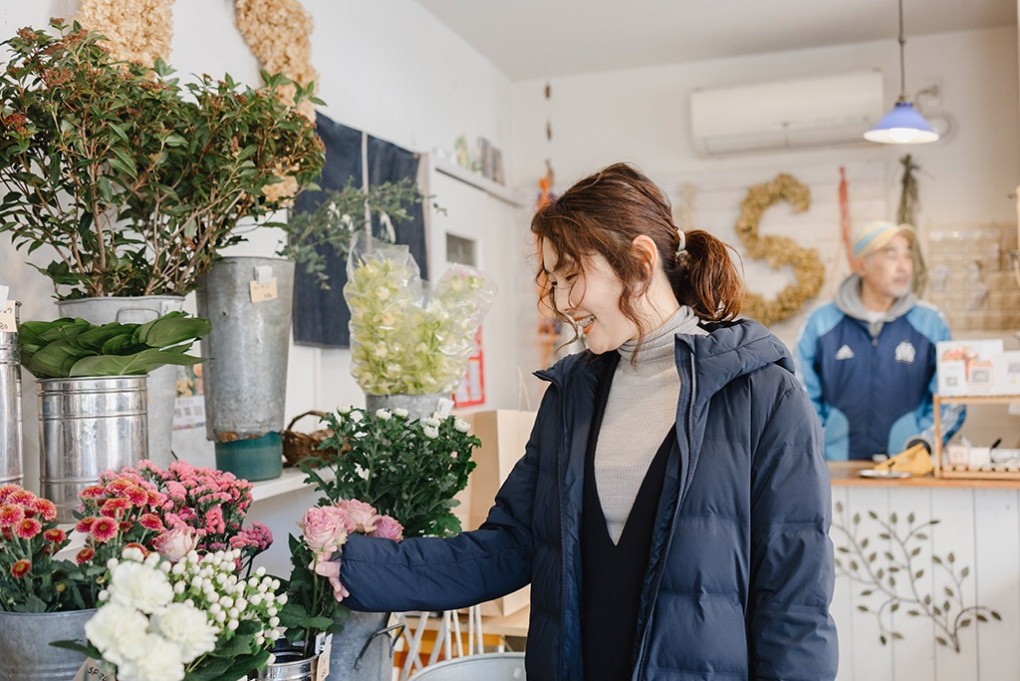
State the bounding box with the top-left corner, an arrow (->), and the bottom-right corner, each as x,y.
432,156 -> 524,207
250,467 -> 318,502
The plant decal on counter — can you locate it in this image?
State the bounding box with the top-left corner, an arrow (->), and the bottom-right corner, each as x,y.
831,501 -> 1001,652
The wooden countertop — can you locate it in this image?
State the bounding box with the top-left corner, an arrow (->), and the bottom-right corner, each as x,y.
828,462 -> 1020,489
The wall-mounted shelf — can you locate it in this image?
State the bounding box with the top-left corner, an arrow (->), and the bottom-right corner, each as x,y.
431,156 -> 524,207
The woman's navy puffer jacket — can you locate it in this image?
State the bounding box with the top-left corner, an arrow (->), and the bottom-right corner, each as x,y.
339,320 -> 839,680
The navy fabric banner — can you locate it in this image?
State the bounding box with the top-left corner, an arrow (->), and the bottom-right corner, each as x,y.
291,113 -> 427,347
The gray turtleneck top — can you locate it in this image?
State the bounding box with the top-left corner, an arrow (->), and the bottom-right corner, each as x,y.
596,306 -> 706,544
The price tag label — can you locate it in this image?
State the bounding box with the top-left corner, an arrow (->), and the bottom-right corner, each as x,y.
0,300 -> 17,333
249,278 -> 278,303
315,633 -> 332,681
74,659 -> 116,681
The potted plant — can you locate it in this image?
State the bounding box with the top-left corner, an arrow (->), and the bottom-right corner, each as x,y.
63,546 -> 284,681
0,18 -> 325,464
268,500 -> 403,681
0,457 -> 273,680
18,312 -> 210,521
298,406 -> 479,680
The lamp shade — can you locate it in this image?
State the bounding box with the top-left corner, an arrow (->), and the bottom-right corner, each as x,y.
864,100 -> 939,144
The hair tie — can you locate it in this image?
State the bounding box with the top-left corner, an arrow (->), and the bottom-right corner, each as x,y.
675,227 -> 686,257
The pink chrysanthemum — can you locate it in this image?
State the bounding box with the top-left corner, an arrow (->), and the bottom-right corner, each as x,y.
0,484 -> 20,504
9,489 -> 34,506
139,513 -> 164,531
31,498 -> 57,522
10,559 -> 30,579
14,517 -> 41,539
0,504 -> 24,528
125,485 -> 149,507
80,485 -> 105,500
75,517 -> 96,533
89,516 -> 118,543
75,546 -> 95,565
99,498 -> 130,518
43,528 -> 66,544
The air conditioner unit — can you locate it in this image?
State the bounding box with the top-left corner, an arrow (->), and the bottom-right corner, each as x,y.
690,70 -> 885,156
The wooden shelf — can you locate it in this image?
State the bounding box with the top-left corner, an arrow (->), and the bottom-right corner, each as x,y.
828,462 -> 1020,489
933,394 -> 1020,480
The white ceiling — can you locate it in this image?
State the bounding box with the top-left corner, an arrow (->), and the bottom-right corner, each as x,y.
414,0 -> 1017,81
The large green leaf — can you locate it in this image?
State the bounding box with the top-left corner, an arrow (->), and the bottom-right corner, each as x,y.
68,348 -> 204,377
136,310 -> 211,347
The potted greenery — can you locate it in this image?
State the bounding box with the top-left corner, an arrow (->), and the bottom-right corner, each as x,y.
0,19 -> 324,300
298,405 -> 479,680
0,18 -> 325,464
18,311 -> 210,520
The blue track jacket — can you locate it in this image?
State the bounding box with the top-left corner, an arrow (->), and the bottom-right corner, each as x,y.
796,275 -> 965,461
338,320 -> 838,680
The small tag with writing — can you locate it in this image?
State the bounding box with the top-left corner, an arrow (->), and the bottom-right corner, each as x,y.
249,278 -> 278,303
315,633 -> 332,681
0,300 -> 17,333
74,659 -> 116,681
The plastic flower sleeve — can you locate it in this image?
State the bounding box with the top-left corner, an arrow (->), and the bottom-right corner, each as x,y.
344,232 -> 496,396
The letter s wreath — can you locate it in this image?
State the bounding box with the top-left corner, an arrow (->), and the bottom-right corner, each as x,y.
735,173 -> 825,326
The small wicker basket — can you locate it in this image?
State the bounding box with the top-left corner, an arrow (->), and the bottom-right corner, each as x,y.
282,410 -> 333,467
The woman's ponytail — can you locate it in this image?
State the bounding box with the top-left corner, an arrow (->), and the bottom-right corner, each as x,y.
669,229 -> 743,322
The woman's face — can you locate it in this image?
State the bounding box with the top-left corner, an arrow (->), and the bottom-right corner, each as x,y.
542,239 -> 639,354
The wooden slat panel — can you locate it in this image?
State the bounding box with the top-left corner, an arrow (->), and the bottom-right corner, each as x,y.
973,489 -> 1020,680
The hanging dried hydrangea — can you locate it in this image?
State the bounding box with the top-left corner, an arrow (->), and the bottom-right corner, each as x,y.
234,0 -> 319,120
735,173 -> 825,326
75,0 -> 174,67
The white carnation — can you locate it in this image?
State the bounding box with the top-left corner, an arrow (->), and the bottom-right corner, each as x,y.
85,603 -> 149,666
423,426 -> 439,439
393,408 -> 409,418
118,634 -> 186,681
152,602 -> 217,663
375,409 -> 392,420
454,418 -> 470,433
108,562 -> 173,614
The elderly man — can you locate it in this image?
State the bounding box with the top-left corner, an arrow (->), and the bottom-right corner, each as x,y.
796,220 -> 965,461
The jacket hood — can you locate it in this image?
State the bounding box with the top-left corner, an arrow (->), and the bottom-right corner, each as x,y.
834,273 -> 916,336
537,319 -> 794,404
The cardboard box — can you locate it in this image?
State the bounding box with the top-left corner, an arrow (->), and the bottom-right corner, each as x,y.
453,409 -> 537,617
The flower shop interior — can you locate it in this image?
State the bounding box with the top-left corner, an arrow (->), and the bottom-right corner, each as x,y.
2,1 -> 1020,680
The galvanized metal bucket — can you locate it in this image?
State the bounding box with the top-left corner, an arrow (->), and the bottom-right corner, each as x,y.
196,256 -> 294,442
327,610 -> 396,681
57,295 -> 184,469
38,376 -> 147,521
365,394 -> 451,421
0,300 -> 22,486
0,608 -> 95,680
250,648 -> 323,680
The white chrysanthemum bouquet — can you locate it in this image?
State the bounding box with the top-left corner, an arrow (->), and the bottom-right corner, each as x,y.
62,547 -> 284,681
344,233 -> 495,396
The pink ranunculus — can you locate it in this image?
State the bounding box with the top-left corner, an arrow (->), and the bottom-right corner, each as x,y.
370,515 -> 404,542
313,558 -> 350,602
153,527 -> 198,561
335,499 -> 378,534
300,507 -> 349,558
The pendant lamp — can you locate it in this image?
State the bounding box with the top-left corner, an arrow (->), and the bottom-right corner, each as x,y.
864,0 -> 939,144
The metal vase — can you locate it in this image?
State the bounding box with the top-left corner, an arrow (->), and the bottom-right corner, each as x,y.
57,295 -> 184,469
0,300 -> 22,486
250,648 -> 322,681
327,611 -> 395,681
38,376 -> 147,522
0,608 -> 95,680
364,394 -> 449,421
196,257 -> 294,442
